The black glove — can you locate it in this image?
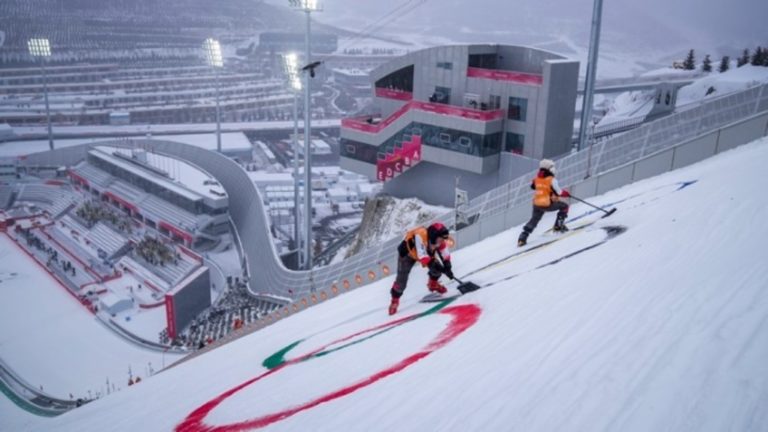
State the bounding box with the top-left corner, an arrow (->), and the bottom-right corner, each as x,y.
428,258 -> 444,274
443,261 -> 454,280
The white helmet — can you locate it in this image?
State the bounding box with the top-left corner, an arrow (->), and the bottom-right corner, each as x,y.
539,159 -> 555,173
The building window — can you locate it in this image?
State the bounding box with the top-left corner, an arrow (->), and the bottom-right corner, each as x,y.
505,132 -> 525,154
374,64 -> 414,92
468,53 -> 497,69
430,86 -> 451,104
488,95 -> 501,110
507,97 -> 528,121
436,61 -> 453,70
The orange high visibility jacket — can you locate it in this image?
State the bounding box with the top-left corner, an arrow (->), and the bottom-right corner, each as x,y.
531,172 -> 564,207
402,227 -> 450,266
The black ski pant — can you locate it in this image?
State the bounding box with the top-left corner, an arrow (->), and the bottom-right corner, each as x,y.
391,254 -> 443,299
522,201 -> 569,235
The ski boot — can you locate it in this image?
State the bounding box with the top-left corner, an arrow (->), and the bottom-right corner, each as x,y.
517,231 -> 529,247
427,278 -> 447,294
552,214 -> 569,233
388,297 -> 399,315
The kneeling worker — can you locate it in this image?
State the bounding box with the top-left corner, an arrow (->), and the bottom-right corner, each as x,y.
388,222 -> 454,315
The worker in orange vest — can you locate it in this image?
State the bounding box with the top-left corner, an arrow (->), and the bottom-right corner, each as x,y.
517,159 -> 570,246
388,222 -> 454,315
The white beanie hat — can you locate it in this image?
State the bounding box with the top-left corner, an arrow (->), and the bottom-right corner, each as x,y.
539,159 -> 555,173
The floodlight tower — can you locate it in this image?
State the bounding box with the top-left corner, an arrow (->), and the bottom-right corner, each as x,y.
27,38 -> 54,150
289,0 -> 321,269
203,38 -> 224,153
282,53 -> 304,269
577,0 -> 604,159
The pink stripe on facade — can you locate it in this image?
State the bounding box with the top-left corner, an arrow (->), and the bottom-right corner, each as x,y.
467,67 -> 543,85
375,87 -> 413,101
341,101 -> 503,134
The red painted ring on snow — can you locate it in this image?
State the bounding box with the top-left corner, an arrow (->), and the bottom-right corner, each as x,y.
176,304 -> 481,431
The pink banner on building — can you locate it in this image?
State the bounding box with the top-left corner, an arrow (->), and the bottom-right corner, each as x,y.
411,101 -> 504,121
467,67 -> 543,85
103,191 -> 138,212
342,101 -> 502,135
68,170 -> 90,187
376,135 -> 422,183
375,87 -> 413,101
159,221 -> 194,245
165,294 -> 177,339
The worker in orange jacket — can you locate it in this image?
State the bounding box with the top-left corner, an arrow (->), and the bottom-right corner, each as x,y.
517,159 -> 570,246
388,222 -> 454,315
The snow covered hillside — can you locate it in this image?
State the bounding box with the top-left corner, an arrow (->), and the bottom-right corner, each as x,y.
599,64 -> 768,125
5,137 -> 768,431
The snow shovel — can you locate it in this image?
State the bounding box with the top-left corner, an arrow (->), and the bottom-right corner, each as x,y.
570,195 -> 617,218
454,276 -> 481,294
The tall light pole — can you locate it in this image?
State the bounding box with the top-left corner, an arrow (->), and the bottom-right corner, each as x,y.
203,38 -> 224,153
289,0 -> 321,269
28,38 -> 53,151
577,0 -> 604,159
283,53 -> 303,269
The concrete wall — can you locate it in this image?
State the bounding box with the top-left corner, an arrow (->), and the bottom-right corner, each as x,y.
383,160 -> 501,207
541,60 -> 580,158
455,110 -> 768,248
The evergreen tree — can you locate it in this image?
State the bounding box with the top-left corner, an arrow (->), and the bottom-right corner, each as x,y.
718,56 -> 730,73
737,49 -> 750,67
751,47 -> 763,66
683,49 -> 696,70
702,54 -> 712,72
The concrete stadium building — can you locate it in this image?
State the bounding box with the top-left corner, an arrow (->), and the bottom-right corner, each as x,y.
340,44 -> 579,206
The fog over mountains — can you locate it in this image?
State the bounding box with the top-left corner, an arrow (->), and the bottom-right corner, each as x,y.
282,0 -> 766,67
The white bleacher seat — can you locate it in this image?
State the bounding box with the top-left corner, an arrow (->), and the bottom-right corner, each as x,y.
140,195 -> 199,231
86,222 -> 128,258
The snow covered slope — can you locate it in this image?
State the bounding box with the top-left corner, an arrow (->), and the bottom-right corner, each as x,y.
8,137 -> 768,431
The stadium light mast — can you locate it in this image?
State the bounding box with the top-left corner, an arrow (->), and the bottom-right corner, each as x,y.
28,38 -> 54,151
203,38 -> 224,153
282,52 -> 304,269
577,0 -> 604,162
289,0 -> 321,269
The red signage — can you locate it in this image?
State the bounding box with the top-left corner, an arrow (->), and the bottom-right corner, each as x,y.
68,170 -> 90,187
103,191 -> 138,212
467,67 -> 543,85
158,221 -> 194,244
376,135 -> 421,182
165,294 -> 176,339
375,87 -> 413,101
342,101 -> 503,135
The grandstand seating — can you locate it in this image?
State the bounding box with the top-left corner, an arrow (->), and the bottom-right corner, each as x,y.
48,195 -> 77,219
17,184 -> 59,204
108,181 -> 145,204
139,195 -> 200,233
117,256 -> 170,293
0,185 -> 14,209
86,222 -> 129,259
72,164 -> 114,190
132,247 -> 199,285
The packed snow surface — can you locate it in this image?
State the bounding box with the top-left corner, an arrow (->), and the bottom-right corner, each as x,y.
3,137 -> 768,431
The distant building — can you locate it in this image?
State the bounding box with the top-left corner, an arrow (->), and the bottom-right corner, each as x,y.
0,158 -> 16,180
69,146 -> 230,246
109,112 -> 130,126
0,123 -> 14,141
332,68 -> 371,95
259,32 -> 338,54
340,44 -> 579,206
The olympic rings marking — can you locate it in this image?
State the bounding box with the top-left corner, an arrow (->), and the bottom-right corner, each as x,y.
176,302 -> 480,431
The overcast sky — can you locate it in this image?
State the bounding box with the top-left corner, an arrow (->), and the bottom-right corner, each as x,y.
270,0 -> 767,58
